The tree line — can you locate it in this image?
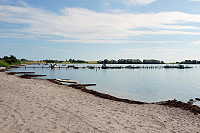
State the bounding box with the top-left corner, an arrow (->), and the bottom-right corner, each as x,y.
179,60 -> 200,64
42,59 -> 88,63
67,59 -> 88,63
43,60 -> 63,63
97,59 -> 164,64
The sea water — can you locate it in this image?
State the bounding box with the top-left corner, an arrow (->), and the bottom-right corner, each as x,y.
10,64 -> 200,105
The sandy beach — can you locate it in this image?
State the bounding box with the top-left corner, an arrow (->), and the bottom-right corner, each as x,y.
0,72 -> 200,133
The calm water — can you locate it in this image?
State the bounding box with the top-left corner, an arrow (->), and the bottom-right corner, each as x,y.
10,64 -> 200,105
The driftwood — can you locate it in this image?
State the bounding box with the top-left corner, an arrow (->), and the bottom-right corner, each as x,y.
68,84 -> 145,104
195,98 -> 200,101
157,100 -> 200,115
20,74 -> 46,79
77,84 -> 96,86
48,79 -> 144,104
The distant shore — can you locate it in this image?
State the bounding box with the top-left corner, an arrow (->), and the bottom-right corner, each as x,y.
0,72 -> 200,132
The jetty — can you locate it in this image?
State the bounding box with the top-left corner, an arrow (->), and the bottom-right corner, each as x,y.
48,79 -> 96,86
7,72 -> 35,75
6,72 -> 46,79
20,74 -> 47,79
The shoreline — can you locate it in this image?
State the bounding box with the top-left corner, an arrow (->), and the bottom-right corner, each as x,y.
48,79 -> 200,115
1,70 -> 200,132
3,67 -> 200,115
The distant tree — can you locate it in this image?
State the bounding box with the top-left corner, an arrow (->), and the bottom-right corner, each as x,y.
21,59 -> 29,62
97,59 -> 163,64
103,59 -> 109,64
143,59 -> 164,64
66,59 -> 87,63
3,56 -> 9,59
180,60 -> 200,64
97,60 -> 103,64
43,60 -> 63,63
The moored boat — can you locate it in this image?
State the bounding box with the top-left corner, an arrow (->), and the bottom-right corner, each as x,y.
101,63 -> 108,69
49,63 -> 58,68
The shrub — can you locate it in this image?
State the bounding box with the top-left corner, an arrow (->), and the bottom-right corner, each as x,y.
0,60 -> 10,67
2,55 -> 21,65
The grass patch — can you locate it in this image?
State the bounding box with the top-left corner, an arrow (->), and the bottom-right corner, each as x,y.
21,61 -> 45,64
62,61 -> 70,64
11,62 -> 21,65
0,60 -> 10,67
88,61 -> 97,64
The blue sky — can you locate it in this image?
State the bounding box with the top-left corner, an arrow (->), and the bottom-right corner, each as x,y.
1,0 -> 200,62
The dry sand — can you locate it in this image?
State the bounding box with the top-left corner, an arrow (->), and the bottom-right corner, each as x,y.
0,72 -> 200,133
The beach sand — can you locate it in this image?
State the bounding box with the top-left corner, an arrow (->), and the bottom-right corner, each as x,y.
0,72 -> 200,133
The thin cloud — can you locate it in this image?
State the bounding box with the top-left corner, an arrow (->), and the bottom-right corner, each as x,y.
47,48 -> 86,53
120,0 -> 156,6
49,39 -> 182,44
121,47 -> 187,55
0,33 -> 36,39
38,47 -> 86,52
101,0 -> 111,10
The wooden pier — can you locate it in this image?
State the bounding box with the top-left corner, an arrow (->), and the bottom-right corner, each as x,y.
20,74 -> 47,79
7,72 -> 35,75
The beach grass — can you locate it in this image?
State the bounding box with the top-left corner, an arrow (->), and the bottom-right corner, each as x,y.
21,61 -> 46,64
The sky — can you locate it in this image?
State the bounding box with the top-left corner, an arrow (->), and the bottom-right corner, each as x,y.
1,0 -> 200,62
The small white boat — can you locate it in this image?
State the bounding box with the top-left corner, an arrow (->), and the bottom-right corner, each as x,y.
56,79 -> 78,83
49,63 -> 58,68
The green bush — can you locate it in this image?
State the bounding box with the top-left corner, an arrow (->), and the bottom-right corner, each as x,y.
0,60 -> 10,67
1,55 -> 21,66
11,62 -> 21,65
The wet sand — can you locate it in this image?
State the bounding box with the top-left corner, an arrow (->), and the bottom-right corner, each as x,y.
0,72 -> 200,132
